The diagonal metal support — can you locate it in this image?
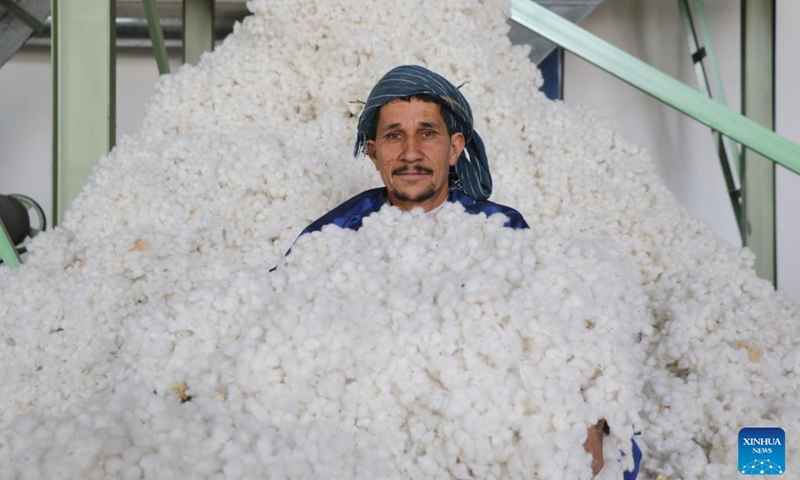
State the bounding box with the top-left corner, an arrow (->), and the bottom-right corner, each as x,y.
0,0 -> 45,32
142,0 -> 170,74
0,0 -> 50,69
677,0 -> 744,243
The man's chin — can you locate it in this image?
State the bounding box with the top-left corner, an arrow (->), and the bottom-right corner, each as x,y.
390,186 -> 436,204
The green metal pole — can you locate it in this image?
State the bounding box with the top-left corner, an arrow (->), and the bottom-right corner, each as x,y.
0,218 -> 21,266
52,0 -> 117,226
183,0 -> 215,66
694,0 -> 745,188
509,0 -> 800,177
742,0 -> 777,285
142,0 -> 171,75
677,0 -> 712,99
677,0 -> 744,243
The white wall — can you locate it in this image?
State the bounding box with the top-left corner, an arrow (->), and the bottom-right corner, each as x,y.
775,0 -> 800,304
1,2 -> 798,302
564,0 -> 799,303
0,49 -> 52,223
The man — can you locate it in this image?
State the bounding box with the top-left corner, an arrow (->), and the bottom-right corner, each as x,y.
298,65 -> 528,236
297,65 -> 639,479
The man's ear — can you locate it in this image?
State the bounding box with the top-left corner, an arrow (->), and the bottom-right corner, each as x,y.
449,132 -> 465,167
366,140 -> 379,170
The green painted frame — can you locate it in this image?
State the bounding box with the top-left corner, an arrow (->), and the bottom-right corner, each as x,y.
741,0 -> 776,284
183,0 -> 215,66
0,218 -> 21,266
52,0 -> 116,226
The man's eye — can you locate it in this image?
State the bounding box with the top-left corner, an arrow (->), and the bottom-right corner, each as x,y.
385,132 -> 401,139
421,130 -> 436,138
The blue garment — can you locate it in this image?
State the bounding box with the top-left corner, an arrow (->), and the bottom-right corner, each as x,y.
354,65 -> 492,201
299,187 -> 528,237
625,437 -> 642,480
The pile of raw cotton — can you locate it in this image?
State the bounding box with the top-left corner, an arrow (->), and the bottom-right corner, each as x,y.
1,0 -> 798,478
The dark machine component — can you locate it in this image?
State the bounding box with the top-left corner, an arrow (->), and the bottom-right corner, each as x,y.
0,193 -> 46,251
0,194 -> 31,246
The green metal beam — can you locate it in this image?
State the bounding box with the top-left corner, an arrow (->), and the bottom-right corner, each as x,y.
0,218 -> 21,266
142,0 -> 171,74
52,0 -> 116,226
183,0 -> 214,66
742,0 -> 776,285
509,0 -> 800,177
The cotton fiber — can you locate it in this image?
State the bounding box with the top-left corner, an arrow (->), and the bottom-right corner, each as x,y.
1,0 -> 798,478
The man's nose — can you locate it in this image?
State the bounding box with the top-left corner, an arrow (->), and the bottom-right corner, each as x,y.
400,136 -> 423,162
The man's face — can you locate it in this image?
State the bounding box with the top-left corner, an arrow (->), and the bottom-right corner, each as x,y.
366,98 -> 465,212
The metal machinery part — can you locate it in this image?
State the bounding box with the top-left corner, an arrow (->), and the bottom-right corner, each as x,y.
0,194 -> 30,246
24,2 -> 247,50
0,0 -> 50,69
10,193 -> 46,240
2,1 -> 245,70
508,0 -> 605,65
0,193 -> 46,265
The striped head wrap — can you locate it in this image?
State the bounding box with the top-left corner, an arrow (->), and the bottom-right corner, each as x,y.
354,65 -> 492,201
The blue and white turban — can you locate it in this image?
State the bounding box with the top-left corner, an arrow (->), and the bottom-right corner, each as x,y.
354,65 -> 492,201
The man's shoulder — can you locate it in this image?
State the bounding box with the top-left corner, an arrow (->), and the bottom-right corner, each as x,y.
300,187 -> 387,236
448,189 -> 529,229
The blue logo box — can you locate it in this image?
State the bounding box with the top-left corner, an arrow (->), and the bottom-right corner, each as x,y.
739,427 -> 785,475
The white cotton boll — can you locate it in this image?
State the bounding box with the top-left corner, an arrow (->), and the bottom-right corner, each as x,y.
103,456 -> 127,476
222,462 -> 244,479
120,464 -> 143,480
147,336 -> 174,359
121,446 -> 143,465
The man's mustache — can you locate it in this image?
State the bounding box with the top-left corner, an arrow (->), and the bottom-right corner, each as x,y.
392,166 -> 433,175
